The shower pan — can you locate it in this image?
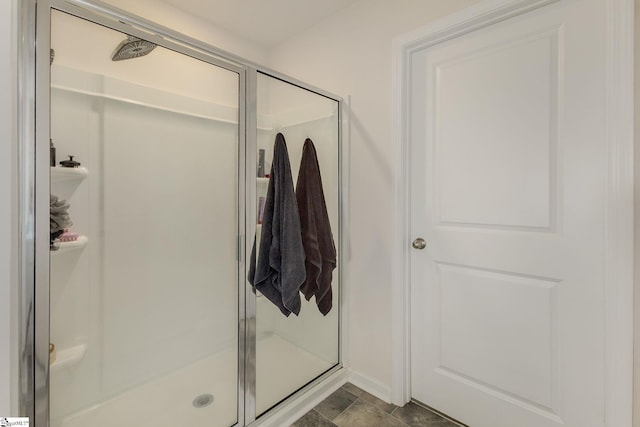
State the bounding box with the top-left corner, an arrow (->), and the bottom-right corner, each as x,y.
18,2 -> 345,427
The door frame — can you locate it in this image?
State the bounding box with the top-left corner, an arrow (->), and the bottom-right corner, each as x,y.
390,1 -> 634,426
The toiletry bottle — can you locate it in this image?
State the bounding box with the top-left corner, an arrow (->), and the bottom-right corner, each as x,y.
258,149 -> 266,177
50,139 -> 56,167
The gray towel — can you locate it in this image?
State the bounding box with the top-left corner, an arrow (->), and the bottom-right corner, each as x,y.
296,139 -> 337,315
248,133 -> 306,316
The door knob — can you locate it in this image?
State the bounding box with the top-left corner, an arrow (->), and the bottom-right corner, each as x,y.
412,238 -> 426,250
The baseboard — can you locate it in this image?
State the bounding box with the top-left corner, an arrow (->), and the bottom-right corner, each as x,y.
254,366 -> 348,427
348,369 -> 393,403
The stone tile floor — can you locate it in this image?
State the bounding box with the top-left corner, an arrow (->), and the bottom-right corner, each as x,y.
291,383 -> 462,427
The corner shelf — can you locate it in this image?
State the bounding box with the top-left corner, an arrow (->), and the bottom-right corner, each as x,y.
51,235 -> 89,255
50,344 -> 87,373
51,166 -> 89,184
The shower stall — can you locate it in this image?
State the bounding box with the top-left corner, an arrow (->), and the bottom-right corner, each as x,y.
19,2 -> 345,426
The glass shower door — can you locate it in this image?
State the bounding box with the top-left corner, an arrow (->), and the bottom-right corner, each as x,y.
49,10 -> 241,427
253,73 -> 341,416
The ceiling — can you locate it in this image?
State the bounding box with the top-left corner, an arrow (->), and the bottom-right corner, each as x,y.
160,0 -> 360,48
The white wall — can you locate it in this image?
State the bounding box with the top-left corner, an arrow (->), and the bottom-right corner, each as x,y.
268,0 -> 483,395
0,0 -> 15,417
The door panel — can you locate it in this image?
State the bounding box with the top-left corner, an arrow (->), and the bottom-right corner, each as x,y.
438,263 -> 556,408
409,1 -> 605,426
435,28 -> 558,231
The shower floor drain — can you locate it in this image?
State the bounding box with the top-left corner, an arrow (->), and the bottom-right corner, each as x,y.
192,393 -> 214,408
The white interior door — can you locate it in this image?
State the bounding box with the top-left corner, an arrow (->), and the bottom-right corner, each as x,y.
409,1 -> 608,426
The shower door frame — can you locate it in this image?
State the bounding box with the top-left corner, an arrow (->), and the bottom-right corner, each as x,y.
18,0 -> 347,426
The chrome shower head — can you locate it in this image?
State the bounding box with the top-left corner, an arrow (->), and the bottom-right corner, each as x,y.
112,36 -> 157,61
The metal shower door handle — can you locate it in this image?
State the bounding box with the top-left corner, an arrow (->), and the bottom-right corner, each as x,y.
412,237 -> 426,250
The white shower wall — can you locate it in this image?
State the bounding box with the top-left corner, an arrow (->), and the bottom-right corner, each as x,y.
49,64 -> 240,420
100,98 -> 238,389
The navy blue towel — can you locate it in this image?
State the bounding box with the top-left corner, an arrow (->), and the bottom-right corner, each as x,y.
248,133 -> 306,316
